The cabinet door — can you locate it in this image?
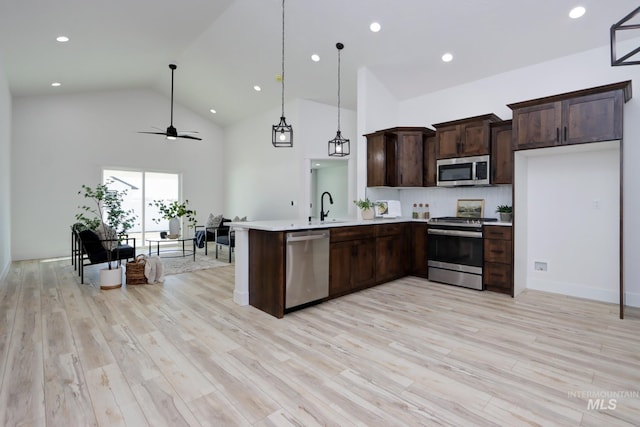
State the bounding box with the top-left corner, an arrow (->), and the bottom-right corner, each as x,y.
329,240 -> 353,296
484,239 -> 512,264
395,132 -> 424,186
423,135 -> 437,187
411,223 -> 428,277
563,90 -> 623,145
366,133 -> 387,186
352,239 -> 376,288
484,262 -> 513,295
436,125 -> 460,159
375,235 -> 404,283
460,122 -> 490,156
491,122 -> 513,184
512,101 -> 562,150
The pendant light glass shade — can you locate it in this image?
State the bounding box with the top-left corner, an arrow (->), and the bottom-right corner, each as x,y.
328,42 -> 349,157
272,0 -> 293,147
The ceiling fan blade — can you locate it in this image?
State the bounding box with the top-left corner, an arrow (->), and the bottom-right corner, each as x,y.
138,131 -> 168,136
179,130 -> 200,134
177,134 -> 202,141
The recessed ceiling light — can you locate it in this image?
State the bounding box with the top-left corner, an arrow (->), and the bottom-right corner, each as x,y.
441,53 -> 453,62
210,109 -> 217,114
311,54 -> 320,62
253,85 -> 261,92
569,6 -> 586,19
369,22 -> 381,32
51,82 -> 61,87
56,36 -> 69,42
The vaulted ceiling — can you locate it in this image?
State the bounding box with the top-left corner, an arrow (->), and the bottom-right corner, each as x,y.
0,0 -> 636,127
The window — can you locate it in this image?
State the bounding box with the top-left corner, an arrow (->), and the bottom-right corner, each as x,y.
103,169 -> 180,244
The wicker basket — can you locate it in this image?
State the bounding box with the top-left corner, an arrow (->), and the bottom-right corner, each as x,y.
125,254 -> 147,285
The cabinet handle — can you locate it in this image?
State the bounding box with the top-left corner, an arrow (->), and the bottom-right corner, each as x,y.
556,128 -> 560,143
564,126 -> 567,141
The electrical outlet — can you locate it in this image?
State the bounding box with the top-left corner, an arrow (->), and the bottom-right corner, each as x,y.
534,261 -> 548,272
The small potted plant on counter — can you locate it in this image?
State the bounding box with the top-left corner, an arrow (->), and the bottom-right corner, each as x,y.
353,198 -> 380,220
150,199 -> 197,237
496,204 -> 513,222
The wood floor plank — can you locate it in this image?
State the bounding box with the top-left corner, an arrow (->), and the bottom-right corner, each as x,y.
1,258 -> 640,426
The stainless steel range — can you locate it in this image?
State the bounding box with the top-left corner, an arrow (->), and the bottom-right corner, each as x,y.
427,217 -> 497,290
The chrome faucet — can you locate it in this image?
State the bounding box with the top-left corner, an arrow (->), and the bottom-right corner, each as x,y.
320,191 -> 333,222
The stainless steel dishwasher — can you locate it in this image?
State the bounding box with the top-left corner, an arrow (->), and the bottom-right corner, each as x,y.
285,229 -> 330,310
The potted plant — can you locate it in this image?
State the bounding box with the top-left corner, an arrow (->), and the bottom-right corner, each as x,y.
353,198 -> 380,220
76,182 -> 137,289
496,204 -> 513,222
149,199 -> 197,237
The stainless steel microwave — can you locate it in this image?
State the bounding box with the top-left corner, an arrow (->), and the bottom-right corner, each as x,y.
436,155 -> 490,187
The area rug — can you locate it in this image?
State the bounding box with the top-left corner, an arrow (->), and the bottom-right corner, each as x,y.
156,252 -> 231,276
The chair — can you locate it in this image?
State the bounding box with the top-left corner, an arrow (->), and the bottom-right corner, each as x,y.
195,218 -> 234,262
75,228 -> 136,284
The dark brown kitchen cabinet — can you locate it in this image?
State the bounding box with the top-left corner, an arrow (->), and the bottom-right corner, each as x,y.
375,223 -> 407,283
249,229 -> 286,318
329,226 -> 375,297
410,222 -> 429,278
490,120 -> 513,185
433,114 -> 502,160
483,225 -> 513,296
365,127 -> 435,187
423,134 -> 437,187
508,81 -> 632,151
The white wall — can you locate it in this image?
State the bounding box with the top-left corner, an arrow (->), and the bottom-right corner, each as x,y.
314,163 -> 349,219
0,55 -> 11,279
11,89 -> 225,260
522,142 -> 619,302
225,99 -> 356,221
359,41 -> 640,306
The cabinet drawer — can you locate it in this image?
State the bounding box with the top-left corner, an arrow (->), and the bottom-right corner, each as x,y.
484,239 -> 512,264
331,226 -> 374,243
484,225 -> 512,240
375,223 -> 405,237
483,262 -> 513,294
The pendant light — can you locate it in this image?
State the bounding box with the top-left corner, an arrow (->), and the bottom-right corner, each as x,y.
272,0 -> 293,147
328,42 -> 350,156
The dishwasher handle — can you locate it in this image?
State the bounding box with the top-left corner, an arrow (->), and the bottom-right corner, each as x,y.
287,233 -> 329,243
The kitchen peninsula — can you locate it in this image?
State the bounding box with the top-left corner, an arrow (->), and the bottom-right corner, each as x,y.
228,217 -> 512,318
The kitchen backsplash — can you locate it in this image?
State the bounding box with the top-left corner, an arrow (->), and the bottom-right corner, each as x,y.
366,185 -> 512,219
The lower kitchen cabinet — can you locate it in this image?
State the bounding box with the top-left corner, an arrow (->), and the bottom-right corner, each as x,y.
375,223 -> 407,283
329,226 -> 375,297
249,229 -> 286,318
411,222 -> 429,278
483,225 -> 513,295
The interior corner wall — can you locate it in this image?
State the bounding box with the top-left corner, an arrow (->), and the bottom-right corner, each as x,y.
11,89 -> 225,261
356,67 -> 400,201
0,55 -> 11,279
224,98 -> 356,221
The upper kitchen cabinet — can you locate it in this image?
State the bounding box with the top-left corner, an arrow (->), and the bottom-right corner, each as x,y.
490,120 -> 513,185
423,133 -> 437,187
365,127 -> 435,187
433,114 -> 502,160
508,81 -> 632,151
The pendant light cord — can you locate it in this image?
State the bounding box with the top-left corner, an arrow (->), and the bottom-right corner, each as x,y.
281,0 -> 285,118
337,46 -> 341,132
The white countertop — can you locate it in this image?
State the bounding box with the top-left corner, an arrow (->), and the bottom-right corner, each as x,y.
227,217 -> 413,231
228,217 -> 512,231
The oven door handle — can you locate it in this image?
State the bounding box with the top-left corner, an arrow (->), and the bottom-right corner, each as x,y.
428,229 -> 482,238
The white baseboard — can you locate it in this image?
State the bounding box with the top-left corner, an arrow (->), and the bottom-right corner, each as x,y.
527,278 -> 618,304
624,291 -> 640,308
0,260 -> 9,283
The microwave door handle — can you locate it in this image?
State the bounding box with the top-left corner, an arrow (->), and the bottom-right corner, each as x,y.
472,162 -> 477,181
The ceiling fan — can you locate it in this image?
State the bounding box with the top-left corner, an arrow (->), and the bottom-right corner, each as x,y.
139,63 -> 202,141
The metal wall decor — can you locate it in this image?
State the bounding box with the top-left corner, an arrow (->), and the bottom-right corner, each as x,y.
272,0 -> 293,147
328,42 -> 350,157
611,6 -> 640,66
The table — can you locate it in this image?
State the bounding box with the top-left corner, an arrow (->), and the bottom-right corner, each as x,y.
146,237 -> 196,260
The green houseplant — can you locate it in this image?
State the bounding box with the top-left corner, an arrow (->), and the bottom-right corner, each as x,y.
76,182 -> 137,288
149,199 -> 197,236
353,198 -> 380,220
496,204 -> 513,222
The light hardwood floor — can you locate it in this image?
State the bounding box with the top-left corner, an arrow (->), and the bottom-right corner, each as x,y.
0,258 -> 639,426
